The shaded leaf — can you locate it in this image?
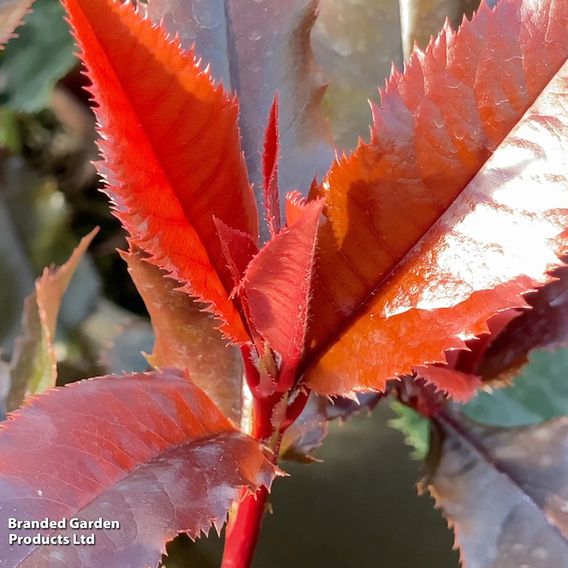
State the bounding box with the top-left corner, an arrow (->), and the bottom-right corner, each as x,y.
0,160 -> 35,348
0,157 -> 100,360
122,247 -> 244,424
312,0 -> 403,148
280,391 -> 380,462
100,320 -> 154,374
80,299 -> 154,374
239,200 -> 323,389
389,401 -> 430,460
0,0 -> 76,111
7,228 -> 97,411
63,0 -> 257,342
303,0 -> 568,398
424,411 -> 568,567
147,0 -> 333,221
0,370 -> 276,566
480,265 -> 568,380
0,0 -> 33,46
463,347 -> 568,427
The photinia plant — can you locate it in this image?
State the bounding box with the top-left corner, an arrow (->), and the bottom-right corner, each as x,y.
0,0 -> 567,566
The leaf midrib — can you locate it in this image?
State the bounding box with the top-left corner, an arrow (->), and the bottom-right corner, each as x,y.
438,410 -> 568,548
301,55 -> 568,381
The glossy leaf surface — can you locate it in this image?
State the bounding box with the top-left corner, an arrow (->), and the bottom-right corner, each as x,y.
122,247 -> 243,424
147,0 -> 333,219
0,371 -> 275,566
426,411 -> 568,567
7,229 -> 97,411
63,0 -> 257,341
304,0 -> 568,397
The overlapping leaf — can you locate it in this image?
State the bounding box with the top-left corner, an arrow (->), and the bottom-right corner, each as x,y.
262,98 -> 281,237
280,391 -> 380,462
302,0 -> 568,398
479,265 -> 568,380
463,347 -> 568,427
239,199 -> 323,389
63,0 -> 257,342
425,410 -> 568,567
7,228 -> 97,411
122,246 -> 244,424
0,371 -> 276,567
147,0 -> 333,222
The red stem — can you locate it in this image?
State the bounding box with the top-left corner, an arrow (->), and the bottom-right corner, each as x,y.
220,487 -> 268,568
220,360 -> 281,568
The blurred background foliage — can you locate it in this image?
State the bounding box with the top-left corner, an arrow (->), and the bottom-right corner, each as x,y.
1,0 -> 564,566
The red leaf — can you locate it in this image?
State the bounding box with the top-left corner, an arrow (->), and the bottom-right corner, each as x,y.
62,0 -> 257,342
121,246 -> 244,424
263,97 -> 281,237
239,200 -> 324,389
414,366 -> 480,403
214,218 -> 259,288
147,0 -> 333,226
302,0 -> 568,398
285,190 -> 311,227
0,371 -> 276,566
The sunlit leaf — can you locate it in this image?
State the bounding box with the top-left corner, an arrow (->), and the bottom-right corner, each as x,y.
147,0 -> 333,222
480,265 -> 568,381
302,0 -> 568,399
63,0 -> 257,342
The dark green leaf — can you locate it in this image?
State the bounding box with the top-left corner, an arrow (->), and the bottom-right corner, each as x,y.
463,348 -> 568,427
0,0 -> 76,111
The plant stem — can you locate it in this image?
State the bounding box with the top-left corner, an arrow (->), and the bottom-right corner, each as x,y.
220,382 -> 282,568
220,486 -> 268,568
